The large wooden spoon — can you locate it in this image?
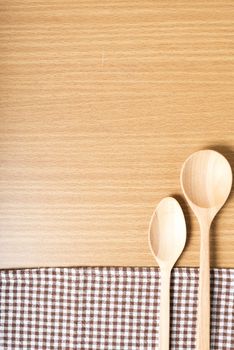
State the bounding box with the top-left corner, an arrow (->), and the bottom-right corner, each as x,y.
149,197 -> 186,350
180,150 -> 232,350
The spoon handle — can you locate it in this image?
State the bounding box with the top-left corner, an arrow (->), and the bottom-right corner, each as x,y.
196,224 -> 210,350
159,268 -> 171,350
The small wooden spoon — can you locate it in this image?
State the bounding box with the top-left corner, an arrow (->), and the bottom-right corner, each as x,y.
149,197 -> 186,350
180,150 -> 232,350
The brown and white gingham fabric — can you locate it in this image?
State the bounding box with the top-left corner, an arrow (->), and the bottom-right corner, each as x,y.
0,267 -> 233,349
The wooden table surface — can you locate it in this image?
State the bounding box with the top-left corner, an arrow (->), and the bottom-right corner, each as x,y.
0,1 -> 234,269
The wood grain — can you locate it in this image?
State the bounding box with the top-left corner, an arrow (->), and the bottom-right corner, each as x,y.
0,0 -> 233,268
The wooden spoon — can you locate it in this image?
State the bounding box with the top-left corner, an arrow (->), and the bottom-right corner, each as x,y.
180,150 -> 232,350
149,197 -> 186,350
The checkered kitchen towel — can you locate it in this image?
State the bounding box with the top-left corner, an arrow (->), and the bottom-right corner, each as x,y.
0,268 -> 233,349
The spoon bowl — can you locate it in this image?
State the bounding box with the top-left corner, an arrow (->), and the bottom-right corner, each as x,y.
181,149 -> 232,213
149,197 -> 186,269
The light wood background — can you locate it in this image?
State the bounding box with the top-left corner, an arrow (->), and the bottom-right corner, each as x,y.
0,1 -> 233,269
